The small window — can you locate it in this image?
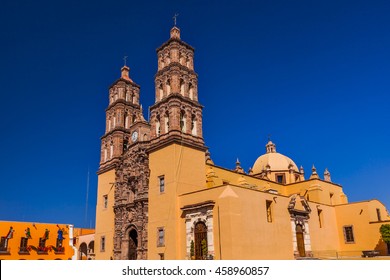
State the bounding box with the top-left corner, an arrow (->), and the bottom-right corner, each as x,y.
275,174 -> 285,184
157,228 -> 165,247
266,200 -> 273,223
329,192 -> 334,205
159,176 -> 165,193
103,195 -> 108,209
159,253 -> 165,260
317,209 -> 323,228
343,226 -> 355,243
100,236 -> 106,252
376,208 -> 382,221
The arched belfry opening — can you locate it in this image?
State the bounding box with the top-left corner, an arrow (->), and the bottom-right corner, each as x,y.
128,229 -> 138,260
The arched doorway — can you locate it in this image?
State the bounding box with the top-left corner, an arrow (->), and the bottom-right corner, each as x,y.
296,224 -> 305,257
194,222 -> 207,260
128,229 -> 138,260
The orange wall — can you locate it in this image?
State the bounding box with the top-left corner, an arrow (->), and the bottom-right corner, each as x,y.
0,221 -> 75,260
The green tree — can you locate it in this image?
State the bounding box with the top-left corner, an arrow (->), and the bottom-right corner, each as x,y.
380,224 -> 390,254
190,240 -> 195,259
201,239 -> 208,259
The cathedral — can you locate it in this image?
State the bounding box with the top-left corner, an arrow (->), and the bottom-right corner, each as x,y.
94,25 -> 390,260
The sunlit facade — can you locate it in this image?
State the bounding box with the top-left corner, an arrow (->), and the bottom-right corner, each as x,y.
94,26 -> 390,260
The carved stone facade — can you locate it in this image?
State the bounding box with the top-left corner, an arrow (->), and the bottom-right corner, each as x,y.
288,194 -> 313,258
182,201 -> 215,260
113,145 -> 149,260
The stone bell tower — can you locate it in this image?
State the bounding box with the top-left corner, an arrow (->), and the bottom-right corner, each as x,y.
149,26 -> 205,151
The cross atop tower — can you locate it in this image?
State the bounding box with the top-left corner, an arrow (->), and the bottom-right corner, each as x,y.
123,55 -> 128,66
173,13 -> 179,26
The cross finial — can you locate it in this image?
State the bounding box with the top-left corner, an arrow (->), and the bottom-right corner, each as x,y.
268,134 -> 271,141
123,55 -> 128,66
173,13 -> 179,26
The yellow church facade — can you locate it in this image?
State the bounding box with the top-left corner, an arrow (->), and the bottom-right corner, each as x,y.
94,26 -> 390,260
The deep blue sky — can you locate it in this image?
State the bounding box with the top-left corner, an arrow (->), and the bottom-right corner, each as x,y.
1,0 -> 389,228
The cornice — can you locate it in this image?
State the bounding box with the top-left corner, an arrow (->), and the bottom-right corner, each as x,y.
155,62 -> 198,78
105,100 -> 141,112
109,77 -> 140,89
148,131 -> 207,154
156,38 -> 195,52
149,93 -> 203,111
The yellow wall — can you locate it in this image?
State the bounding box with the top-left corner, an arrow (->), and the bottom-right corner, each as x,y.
180,185 -> 295,259
0,221 -> 75,260
94,169 -> 115,260
335,200 -> 390,256
148,144 -> 205,259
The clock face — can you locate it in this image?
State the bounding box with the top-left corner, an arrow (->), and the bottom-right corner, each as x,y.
131,131 -> 138,142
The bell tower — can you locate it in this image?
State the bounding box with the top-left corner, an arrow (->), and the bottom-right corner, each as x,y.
96,64 -> 150,260
149,26 -> 205,151
147,26 -> 207,259
99,66 -> 147,172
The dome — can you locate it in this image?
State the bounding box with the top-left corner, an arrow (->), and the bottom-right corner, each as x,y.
252,141 -> 298,174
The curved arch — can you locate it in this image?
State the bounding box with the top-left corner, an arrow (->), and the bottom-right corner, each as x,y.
79,242 -> 88,260
125,226 -> 138,260
88,241 -> 94,254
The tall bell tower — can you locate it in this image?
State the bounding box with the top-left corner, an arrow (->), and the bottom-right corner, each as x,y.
149,26 -> 205,151
96,65 -> 150,260
147,26 -> 207,259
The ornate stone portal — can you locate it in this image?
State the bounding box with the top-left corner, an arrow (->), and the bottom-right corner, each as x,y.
181,201 -> 215,260
113,145 -> 149,260
288,194 -> 313,258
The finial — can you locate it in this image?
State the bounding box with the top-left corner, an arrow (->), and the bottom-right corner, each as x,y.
310,164 -> 319,179
324,168 -> 332,182
173,13 -> 179,26
235,158 -> 244,174
123,55 -> 128,66
268,134 -> 271,142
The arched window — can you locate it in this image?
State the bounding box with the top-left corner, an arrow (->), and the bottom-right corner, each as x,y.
104,147 -> 108,162
164,112 -> 169,133
189,83 -> 194,100
166,79 -> 171,95
180,79 -> 185,96
124,112 -> 129,128
194,222 -> 207,260
156,116 -> 161,137
110,143 -> 114,159
191,114 -> 197,136
159,83 -> 164,101
180,111 -> 186,133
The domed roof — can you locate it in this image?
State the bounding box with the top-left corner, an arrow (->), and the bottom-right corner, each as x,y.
252,141 -> 298,174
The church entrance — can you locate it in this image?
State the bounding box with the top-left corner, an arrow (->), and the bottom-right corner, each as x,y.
296,224 -> 305,257
194,222 -> 207,260
128,229 -> 138,260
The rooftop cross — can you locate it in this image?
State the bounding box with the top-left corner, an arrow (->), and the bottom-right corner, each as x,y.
173,13 -> 179,26
123,55 -> 128,66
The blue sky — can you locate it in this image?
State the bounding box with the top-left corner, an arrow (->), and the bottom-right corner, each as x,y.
1,0 -> 389,228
